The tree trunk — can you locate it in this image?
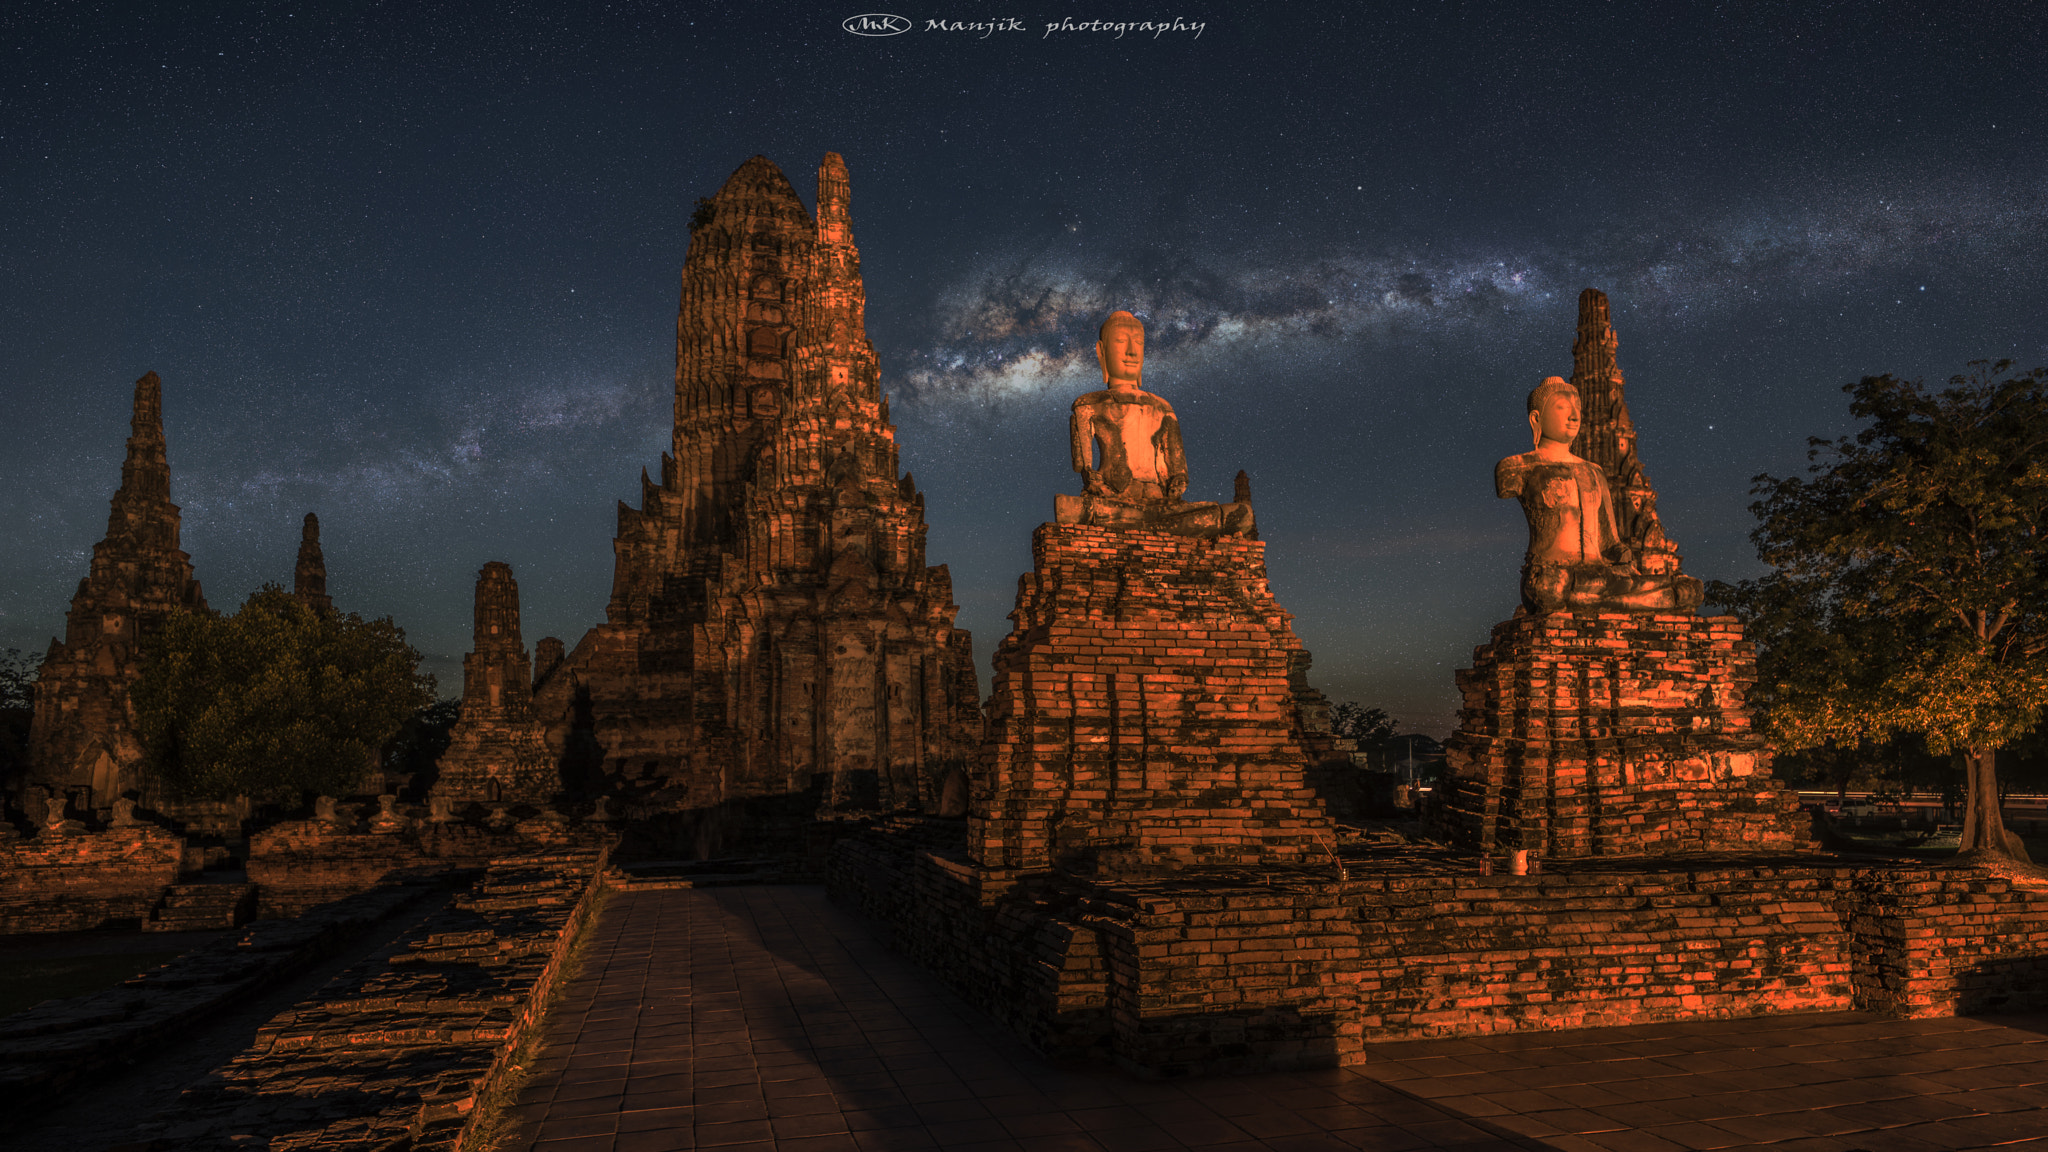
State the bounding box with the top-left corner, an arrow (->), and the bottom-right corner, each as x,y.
1959,744 -> 2031,861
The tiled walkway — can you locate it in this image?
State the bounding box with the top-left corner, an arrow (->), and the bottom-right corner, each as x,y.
508,887 -> 2048,1152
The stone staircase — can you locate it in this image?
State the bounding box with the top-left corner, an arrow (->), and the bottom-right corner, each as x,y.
143,881 -> 254,932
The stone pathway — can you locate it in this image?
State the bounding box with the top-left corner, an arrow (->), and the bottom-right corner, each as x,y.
508,887 -> 2048,1152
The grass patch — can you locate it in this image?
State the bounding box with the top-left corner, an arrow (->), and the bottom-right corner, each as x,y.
461,883 -> 612,1151
0,951 -> 186,1018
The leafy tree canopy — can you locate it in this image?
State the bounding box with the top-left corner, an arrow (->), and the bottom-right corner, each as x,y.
1330,702 -> 1396,746
0,647 -> 40,712
385,697 -> 462,796
133,586 -> 436,803
1711,360 -> 2048,858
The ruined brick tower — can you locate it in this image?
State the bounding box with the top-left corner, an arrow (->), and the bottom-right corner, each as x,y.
293,512 -> 333,615
435,562 -> 555,806
27,372 -> 208,810
1570,287 -> 1681,574
532,154 -> 980,815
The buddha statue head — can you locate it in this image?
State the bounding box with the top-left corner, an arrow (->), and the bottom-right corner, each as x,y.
1527,375 -> 1580,451
1096,310 -> 1145,391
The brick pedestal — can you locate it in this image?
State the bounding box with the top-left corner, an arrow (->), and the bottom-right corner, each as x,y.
1443,611 -> 1810,858
970,523 -> 1334,875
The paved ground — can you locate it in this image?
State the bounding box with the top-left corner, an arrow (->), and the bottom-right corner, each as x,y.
507,887 -> 2048,1152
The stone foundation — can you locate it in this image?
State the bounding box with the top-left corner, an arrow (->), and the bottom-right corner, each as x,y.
0,827 -> 184,933
972,523 -> 1334,874
1443,611 -> 1810,858
832,824 -> 2048,1076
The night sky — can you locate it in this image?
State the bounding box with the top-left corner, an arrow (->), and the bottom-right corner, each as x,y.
4,3 -> 2045,737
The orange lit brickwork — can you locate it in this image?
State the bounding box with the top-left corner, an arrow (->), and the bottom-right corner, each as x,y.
970,523 -> 1335,875
1443,611 -> 1810,859
832,828 -> 2048,1075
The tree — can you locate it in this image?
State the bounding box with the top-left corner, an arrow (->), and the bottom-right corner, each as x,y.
385,698 -> 462,797
133,586 -> 437,803
1331,703 -> 1397,769
1715,361 -> 2048,861
0,647 -> 41,788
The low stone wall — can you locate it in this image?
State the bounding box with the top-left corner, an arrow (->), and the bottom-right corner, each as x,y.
246,819 -> 606,918
0,883 -> 430,1113
0,827 -> 185,933
120,848 -> 607,1152
832,824 -> 2048,1077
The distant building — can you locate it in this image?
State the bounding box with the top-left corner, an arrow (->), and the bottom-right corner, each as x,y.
25,373 -> 207,813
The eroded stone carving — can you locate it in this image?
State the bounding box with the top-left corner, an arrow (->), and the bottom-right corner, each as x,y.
368,793 -> 408,835
41,791 -> 85,837
1055,312 -> 1254,537
1497,376 -> 1701,614
313,795 -> 344,825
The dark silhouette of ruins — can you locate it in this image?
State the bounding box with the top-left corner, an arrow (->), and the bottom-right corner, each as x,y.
24,372 -> 207,814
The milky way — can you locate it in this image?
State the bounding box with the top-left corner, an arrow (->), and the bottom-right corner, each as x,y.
902,178 -> 2048,409
2,5 -> 2044,735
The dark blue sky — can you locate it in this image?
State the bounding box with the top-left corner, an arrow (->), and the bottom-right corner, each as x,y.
4,2 -> 2045,734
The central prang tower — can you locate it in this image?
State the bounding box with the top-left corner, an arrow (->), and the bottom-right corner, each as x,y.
533,154 -> 981,816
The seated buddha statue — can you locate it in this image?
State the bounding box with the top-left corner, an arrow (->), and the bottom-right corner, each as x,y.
1496,376 -> 1702,614
1054,311 -> 1254,538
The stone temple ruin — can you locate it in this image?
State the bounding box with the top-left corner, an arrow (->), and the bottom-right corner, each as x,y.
832,289 -> 2048,1076
451,155 -> 985,842
5,158 -> 2048,1136
24,372 -> 208,817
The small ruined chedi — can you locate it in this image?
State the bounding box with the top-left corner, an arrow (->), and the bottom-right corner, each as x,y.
527,154 -> 981,818
432,562 -> 557,806
974,311 -> 1335,873
1443,288 -> 1807,859
25,372 -> 208,812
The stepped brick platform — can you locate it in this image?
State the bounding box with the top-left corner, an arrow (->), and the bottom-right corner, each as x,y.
972,523 -> 1336,875
143,881 -> 254,932
1442,611 -> 1811,859
102,852 -> 605,1151
832,824 -> 2048,1076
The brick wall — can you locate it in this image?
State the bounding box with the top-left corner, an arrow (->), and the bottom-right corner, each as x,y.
834,823 -> 2048,1076
0,827 -> 184,933
1444,612 -> 1810,858
972,524 -> 1334,875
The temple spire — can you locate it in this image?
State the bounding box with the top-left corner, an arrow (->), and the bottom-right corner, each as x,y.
294,512 -> 333,614
1568,288 -> 1681,574
27,371 -> 205,806
105,371 -> 176,547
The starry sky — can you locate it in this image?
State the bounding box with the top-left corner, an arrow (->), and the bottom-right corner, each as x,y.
4,3 -> 2045,736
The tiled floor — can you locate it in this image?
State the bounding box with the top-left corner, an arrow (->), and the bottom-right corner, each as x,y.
1358,1013 -> 2048,1150
507,887 -> 2048,1152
